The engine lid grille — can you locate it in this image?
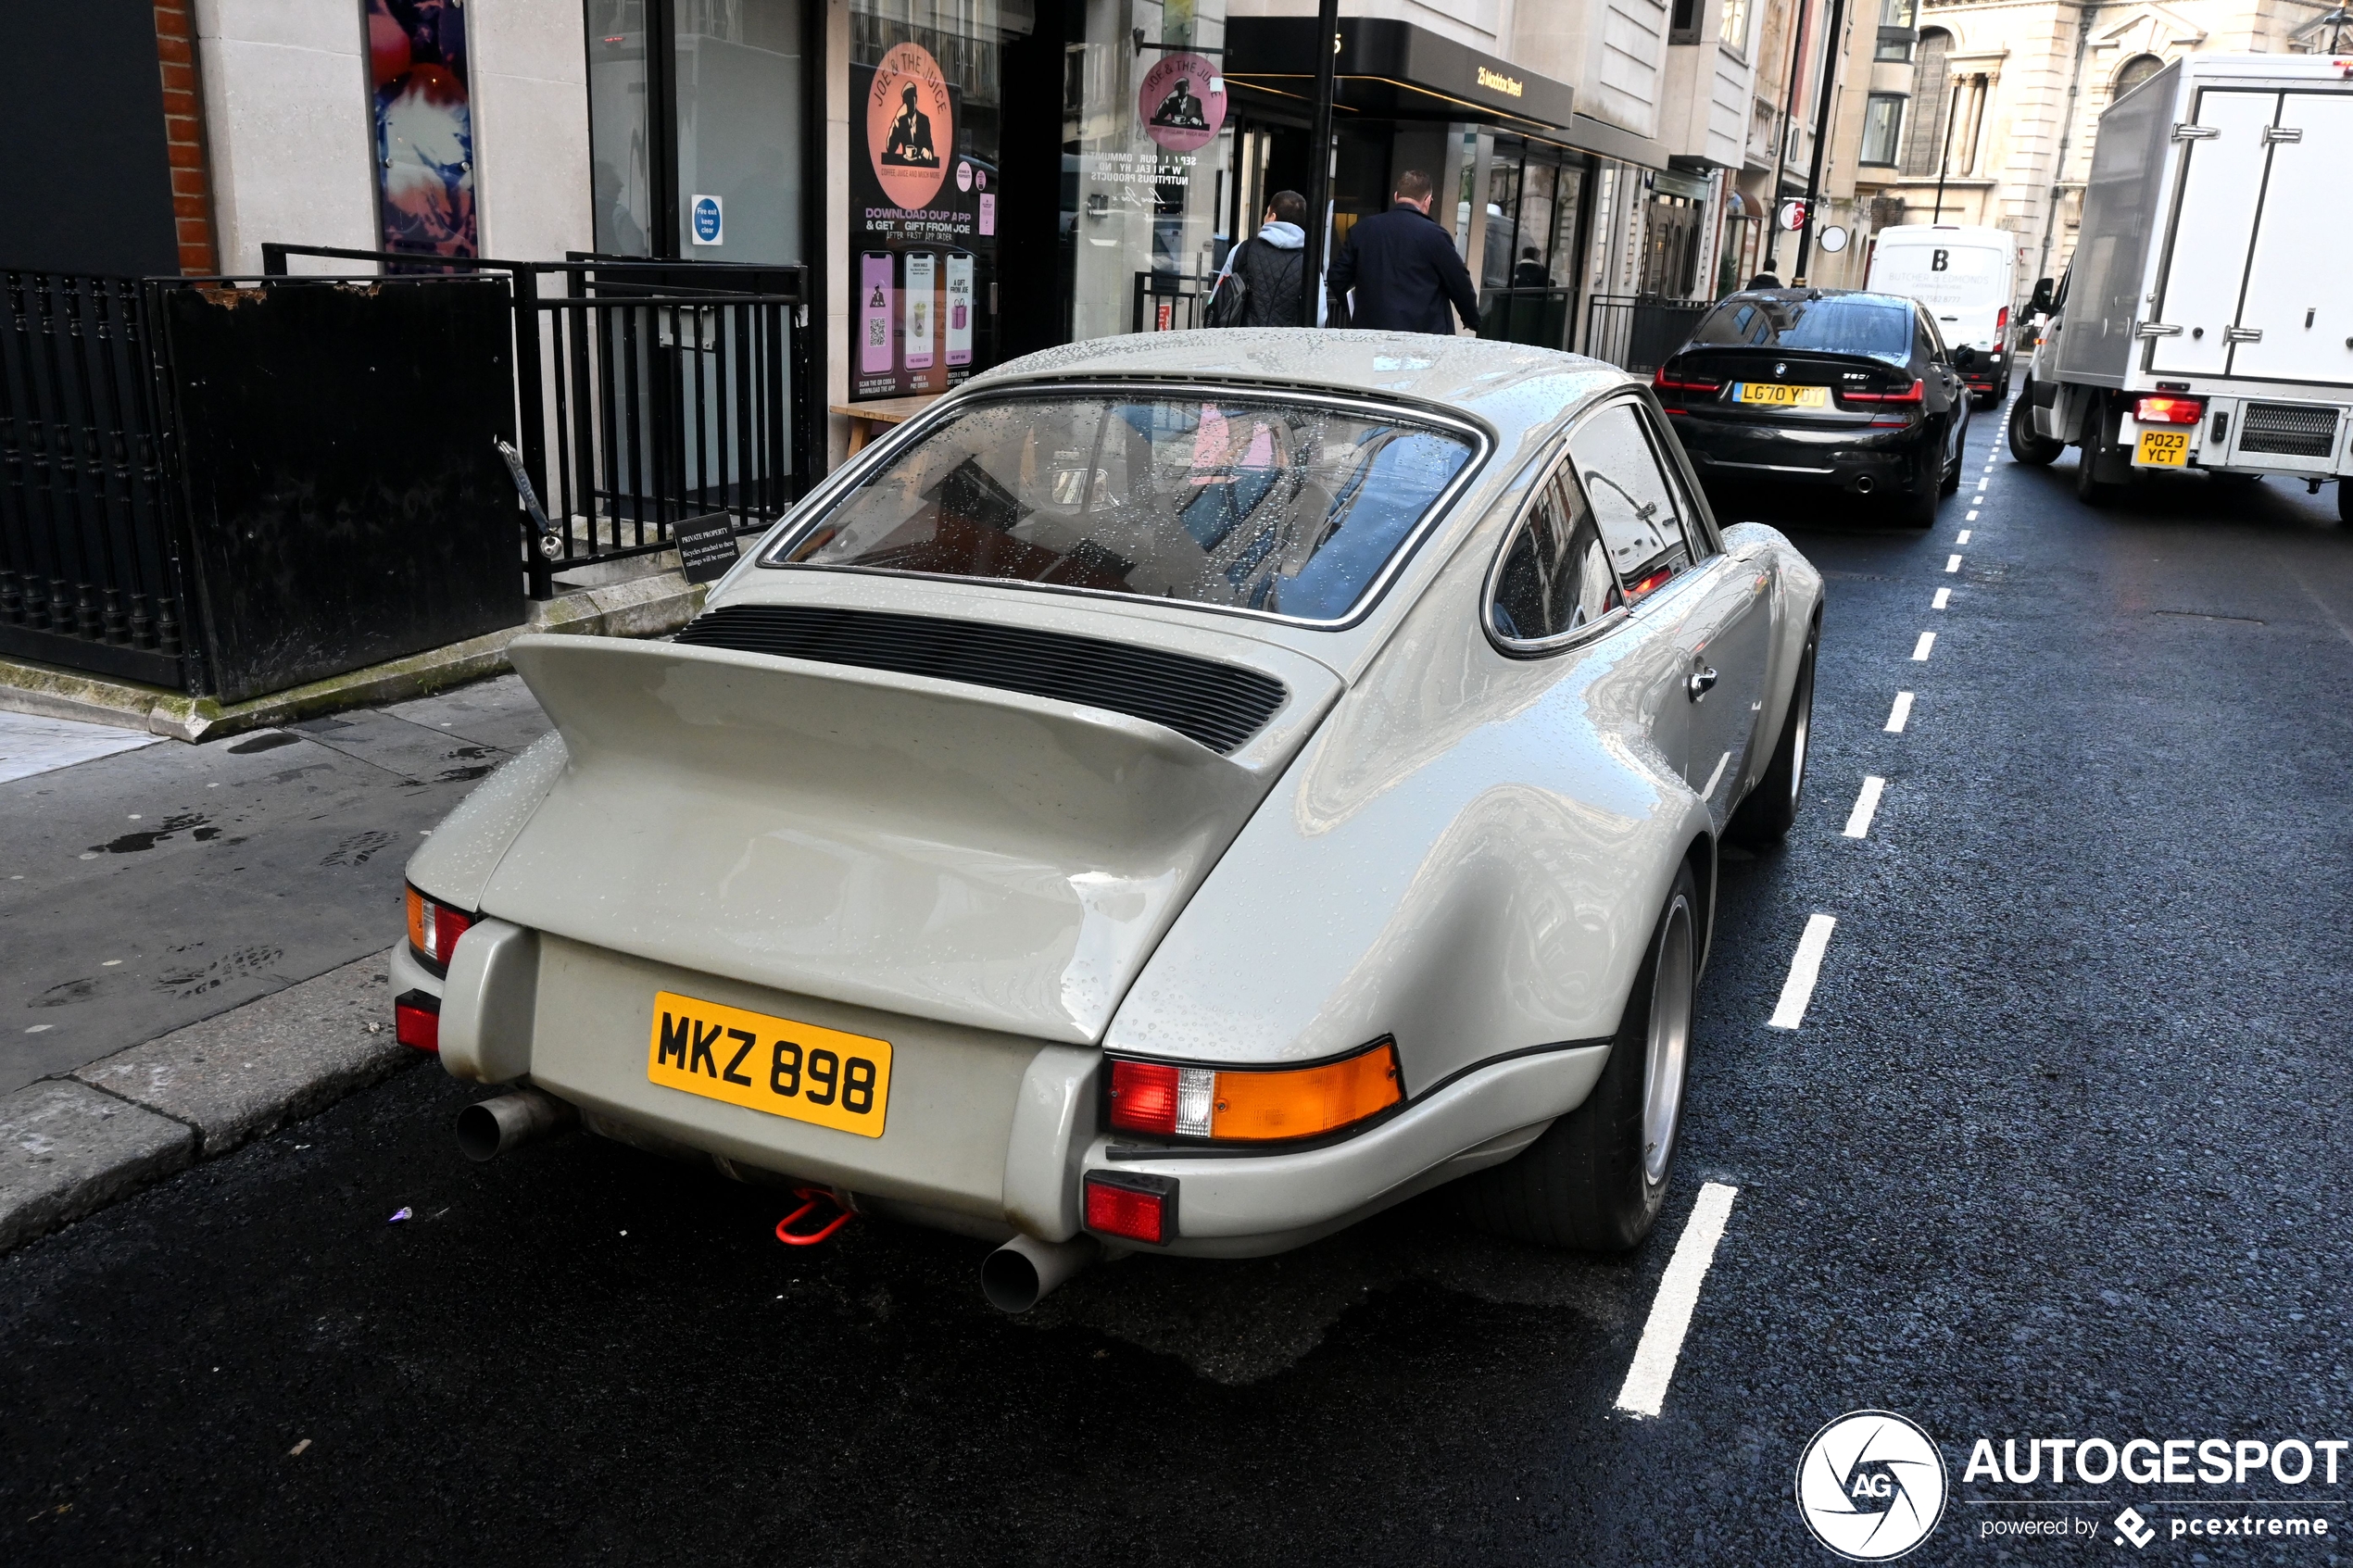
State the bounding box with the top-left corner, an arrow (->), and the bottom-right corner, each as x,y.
2238,402 -> 2338,458
673,605 -> 1289,755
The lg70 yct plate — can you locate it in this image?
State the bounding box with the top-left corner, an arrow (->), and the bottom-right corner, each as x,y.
1735,382 -> 1830,409
647,990 -> 892,1137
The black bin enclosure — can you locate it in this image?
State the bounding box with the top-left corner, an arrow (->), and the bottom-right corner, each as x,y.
155,277 -> 523,705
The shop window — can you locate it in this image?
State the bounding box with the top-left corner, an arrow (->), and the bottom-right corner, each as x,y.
1860,94 -> 1906,168
1478,139 -> 1590,350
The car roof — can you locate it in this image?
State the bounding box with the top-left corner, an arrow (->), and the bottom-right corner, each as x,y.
962,329 -> 1631,452
1714,287 -> 1919,310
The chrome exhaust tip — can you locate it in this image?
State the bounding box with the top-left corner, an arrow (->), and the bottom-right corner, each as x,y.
1851,473 -> 1875,495
981,1234 -> 1100,1313
455,1087 -> 577,1162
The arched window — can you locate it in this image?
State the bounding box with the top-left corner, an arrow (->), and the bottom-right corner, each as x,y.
2115,54 -> 2164,98
1899,30 -> 1954,176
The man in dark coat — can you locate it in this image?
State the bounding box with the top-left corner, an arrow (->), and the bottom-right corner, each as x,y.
1327,169 -> 1480,334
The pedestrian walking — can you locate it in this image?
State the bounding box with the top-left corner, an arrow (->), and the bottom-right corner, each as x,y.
1204,189 -> 1312,329
1326,169 -> 1480,335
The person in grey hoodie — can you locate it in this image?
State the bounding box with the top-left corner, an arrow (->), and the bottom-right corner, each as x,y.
1208,189 -> 1321,328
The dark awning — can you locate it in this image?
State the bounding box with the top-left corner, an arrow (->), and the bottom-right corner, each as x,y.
1224,19 -> 1576,136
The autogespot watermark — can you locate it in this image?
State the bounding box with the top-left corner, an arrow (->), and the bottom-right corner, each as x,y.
1797,1414 -> 2346,1557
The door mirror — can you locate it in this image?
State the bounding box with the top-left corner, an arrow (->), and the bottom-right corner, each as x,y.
2028,277 -> 2056,318
1951,344 -> 1978,370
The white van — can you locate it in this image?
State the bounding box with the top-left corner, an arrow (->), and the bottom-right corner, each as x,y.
1867,224 -> 2020,408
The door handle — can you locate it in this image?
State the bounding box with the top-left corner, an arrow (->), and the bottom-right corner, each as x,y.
1686,667 -> 1718,701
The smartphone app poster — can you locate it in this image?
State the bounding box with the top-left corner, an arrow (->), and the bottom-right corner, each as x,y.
851,44 -> 992,401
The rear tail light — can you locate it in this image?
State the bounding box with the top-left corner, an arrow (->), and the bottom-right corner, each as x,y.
1106,1039 -> 1403,1144
1995,306 -> 2009,337
1084,1172 -> 1177,1245
405,884 -> 474,972
2133,395 -> 2204,425
394,989 -> 442,1053
1652,366 -> 1723,395
1840,378 -> 1925,407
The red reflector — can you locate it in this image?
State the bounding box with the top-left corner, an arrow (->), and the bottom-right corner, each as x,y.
1084,1173 -> 1176,1245
1107,1060 -> 1179,1135
394,990 -> 442,1053
2133,395 -> 2203,425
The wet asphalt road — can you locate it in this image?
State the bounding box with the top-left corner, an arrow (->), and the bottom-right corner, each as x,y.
5,406 -> 2351,1566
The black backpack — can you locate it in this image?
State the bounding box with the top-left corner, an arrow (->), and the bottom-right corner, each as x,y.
1204,244 -> 1253,329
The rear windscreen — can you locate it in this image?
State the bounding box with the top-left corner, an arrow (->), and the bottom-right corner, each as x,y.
772,394 -> 1477,621
1690,297 -> 1913,358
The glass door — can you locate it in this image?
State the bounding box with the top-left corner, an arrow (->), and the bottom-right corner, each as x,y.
1478,140 -> 1589,349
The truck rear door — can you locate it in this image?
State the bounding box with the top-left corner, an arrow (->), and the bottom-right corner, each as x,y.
2148,90 -> 2275,378
2229,91 -> 2353,384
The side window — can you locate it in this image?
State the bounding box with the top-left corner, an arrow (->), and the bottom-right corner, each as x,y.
1916,307 -> 1946,361
1567,401 -> 1696,604
1491,470 -> 1618,645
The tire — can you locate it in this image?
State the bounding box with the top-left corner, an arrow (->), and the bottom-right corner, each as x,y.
1727,627 -> 1814,847
2007,383 -> 2064,467
2341,481 -> 2352,527
1895,438 -> 1941,527
1458,862 -> 1701,1251
1939,421 -> 1963,495
2076,395 -> 2125,508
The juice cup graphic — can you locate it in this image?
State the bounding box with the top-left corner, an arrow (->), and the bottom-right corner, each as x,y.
946,254 -> 974,367
904,251 -> 936,371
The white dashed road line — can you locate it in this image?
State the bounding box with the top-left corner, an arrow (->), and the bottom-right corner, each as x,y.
1843,776 -> 1886,839
1885,691 -> 1914,732
1957,529 -> 1971,544
1615,1182 -> 1741,1419
1932,587 -> 1951,608
1912,632 -> 1937,660
1945,554 -> 1962,572
1768,914 -> 1838,1029
1967,509 -> 1980,521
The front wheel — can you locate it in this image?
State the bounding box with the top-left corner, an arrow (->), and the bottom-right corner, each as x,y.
2341,480 -> 2352,527
1727,627 -> 1815,847
1458,863 -> 1700,1251
2008,384 -> 2064,466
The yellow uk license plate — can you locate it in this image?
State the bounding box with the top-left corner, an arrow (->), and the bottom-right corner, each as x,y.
647,990 -> 892,1137
1735,382 -> 1829,409
2137,429 -> 2189,466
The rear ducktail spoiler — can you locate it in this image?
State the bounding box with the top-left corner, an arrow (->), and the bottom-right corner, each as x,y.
482,632 -> 1331,1043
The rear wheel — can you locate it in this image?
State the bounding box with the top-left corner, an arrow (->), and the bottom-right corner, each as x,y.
1458,863 -> 1700,1251
2341,481 -> 2352,527
2007,383 -> 2064,466
1896,438 -> 1941,528
1939,420 -> 1963,495
2076,395 -> 2125,508
1727,627 -> 1814,847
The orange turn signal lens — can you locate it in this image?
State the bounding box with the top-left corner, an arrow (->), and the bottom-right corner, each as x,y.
405,884 -> 472,970
1209,1040 -> 1403,1143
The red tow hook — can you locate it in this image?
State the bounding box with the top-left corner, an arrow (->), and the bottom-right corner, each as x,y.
774,1185 -> 855,1247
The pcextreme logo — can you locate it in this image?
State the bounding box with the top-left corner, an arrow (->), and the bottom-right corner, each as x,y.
1796,1411 -> 1950,1561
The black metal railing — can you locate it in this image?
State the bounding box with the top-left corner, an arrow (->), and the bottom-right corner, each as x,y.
1583,295 -> 1712,375
263,245 -> 813,599
1131,271 -> 1218,334
1478,286 -> 1576,351
0,272 -> 193,688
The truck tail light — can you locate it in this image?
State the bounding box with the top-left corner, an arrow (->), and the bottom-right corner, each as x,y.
1106,1040 -> 1403,1144
1084,1172 -> 1177,1245
395,989 -> 442,1053
405,885 -> 473,972
1995,306 -> 2009,337
2133,395 -> 2204,425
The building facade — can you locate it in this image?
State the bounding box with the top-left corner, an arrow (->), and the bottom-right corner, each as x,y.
7,0 -> 2000,469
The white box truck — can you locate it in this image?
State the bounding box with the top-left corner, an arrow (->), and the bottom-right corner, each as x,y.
1868,224 -> 2020,409
2009,52 -> 2353,521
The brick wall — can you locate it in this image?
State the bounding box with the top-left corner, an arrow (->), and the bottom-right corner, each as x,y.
152,0 -> 217,275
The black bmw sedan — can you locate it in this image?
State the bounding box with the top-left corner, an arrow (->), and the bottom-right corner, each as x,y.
1653,288 -> 1974,527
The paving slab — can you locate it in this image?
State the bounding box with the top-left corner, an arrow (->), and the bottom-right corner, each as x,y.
0,1079 -> 195,1251
74,949 -> 413,1158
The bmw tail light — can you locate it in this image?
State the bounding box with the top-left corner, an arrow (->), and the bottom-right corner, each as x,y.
395,989 -> 442,1053
1841,378 -> 1924,407
2133,395 -> 2204,426
1105,1039 -> 1403,1144
405,884 -> 473,972
1084,1172 -> 1177,1245
1652,365 -> 1723,395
